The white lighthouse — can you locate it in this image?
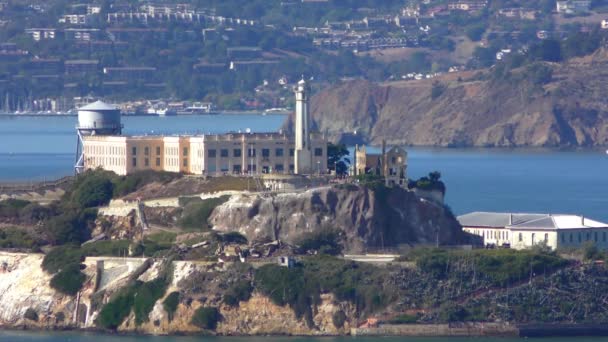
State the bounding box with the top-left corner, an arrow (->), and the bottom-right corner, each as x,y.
294,77 -> 313,174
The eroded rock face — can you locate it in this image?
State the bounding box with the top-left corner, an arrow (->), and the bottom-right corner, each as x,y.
92,212 -> 139,240
209,185 -> 467,253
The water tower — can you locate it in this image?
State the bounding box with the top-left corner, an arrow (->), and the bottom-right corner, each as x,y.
74,100 -> 122,174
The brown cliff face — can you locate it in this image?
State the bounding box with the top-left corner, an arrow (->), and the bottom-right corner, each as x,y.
0,253 -> 356,336
309,53 -> 608,147
209,185 -> 467,253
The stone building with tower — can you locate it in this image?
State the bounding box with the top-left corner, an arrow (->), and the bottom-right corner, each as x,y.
354,142 -> 408,186
76,78 -> 327,176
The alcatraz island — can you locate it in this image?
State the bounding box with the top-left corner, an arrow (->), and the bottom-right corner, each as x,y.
0,77 -> 607,338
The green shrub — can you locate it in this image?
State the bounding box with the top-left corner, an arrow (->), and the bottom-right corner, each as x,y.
465,23 -> 485,41
583,241 -> 602,261
0,227 -> 40,249
163,292 -> 180,321
23,308 -> 38,321
133,278 -> 168,325
296,229 -> 342,255
70,171 -> 115,208
50,263 -> 86,295
218,232 -> 248,245
113,170 -> 181,198
302,256 -> 394,317
254,264 -> 306,308
96,285 -> 138,330
0,199 -> 31,218
42,245 -> 83,274
254,256 -> 393,322
388,313 -> 418,324
223,280 -> 253,306
88,239 -> 166,257
332,310 -> 347,328
81,240 -> 131,256
408,171 -> 446,194
146,232 -> 177,244
97,262 -> 172,329
430,81 -> 446,100
19,203 -> 57,223
178,196 -> 230,230
439,303 -> 470,322
191,307 -> 220,330
414,248 -> 568,286
45,212 -> 89,245
141,239 -> 172,257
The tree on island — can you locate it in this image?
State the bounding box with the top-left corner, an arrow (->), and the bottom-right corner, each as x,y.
409,171 -> 446,194
327,143 -> 350,176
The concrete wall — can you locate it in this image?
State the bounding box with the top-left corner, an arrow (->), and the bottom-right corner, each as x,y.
352,323 -> 518,337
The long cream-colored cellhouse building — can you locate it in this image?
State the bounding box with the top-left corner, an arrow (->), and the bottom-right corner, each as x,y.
75,79 -> 327,176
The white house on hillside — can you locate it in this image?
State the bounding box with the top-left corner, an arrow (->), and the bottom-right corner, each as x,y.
458,212 -> 608,250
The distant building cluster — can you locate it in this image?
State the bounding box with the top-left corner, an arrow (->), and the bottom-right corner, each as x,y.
447,1 -> 487,12
556,0 -> 591,14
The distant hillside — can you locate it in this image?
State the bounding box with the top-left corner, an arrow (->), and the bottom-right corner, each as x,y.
310,49 -> 608,147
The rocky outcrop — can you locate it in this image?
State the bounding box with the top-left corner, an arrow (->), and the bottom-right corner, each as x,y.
0,253 -> 73,329
209,185 -> 467,252
307,54 -> 608,147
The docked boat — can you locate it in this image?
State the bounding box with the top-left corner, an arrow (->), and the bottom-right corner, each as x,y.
177,102 -> 216,115
263,107 -> 291,115
147,107 -> 176,116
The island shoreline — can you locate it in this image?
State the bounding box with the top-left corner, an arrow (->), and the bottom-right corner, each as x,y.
4,323 -> 608,338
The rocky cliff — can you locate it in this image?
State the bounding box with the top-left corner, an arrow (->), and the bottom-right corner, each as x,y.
209,185 -> 467,252
0,252 -> 353,335
307,50 -> 608,147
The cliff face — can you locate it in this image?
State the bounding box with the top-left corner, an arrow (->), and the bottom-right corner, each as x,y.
0,253 -> 73,329
0,252 -> 353,335
209,185 -> 466,252
309,52 -> 608,147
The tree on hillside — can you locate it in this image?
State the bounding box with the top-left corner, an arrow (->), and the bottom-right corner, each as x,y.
466,24 -> 486,42
529,39 -> 562,62
69,171 -> 114,209
327,143 -> 350,176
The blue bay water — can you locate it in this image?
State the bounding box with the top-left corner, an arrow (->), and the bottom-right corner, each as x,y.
3,331 -> 608,342
0,115 -> 607,223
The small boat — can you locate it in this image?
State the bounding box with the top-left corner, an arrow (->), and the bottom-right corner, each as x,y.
263,107 -> 291,115
156,107 -> 176,116
147,107 -> 176,116
177,102 -> 216,115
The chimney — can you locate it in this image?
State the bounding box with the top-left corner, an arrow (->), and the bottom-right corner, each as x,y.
582,215 -> 585,226
509,213 -> 512,225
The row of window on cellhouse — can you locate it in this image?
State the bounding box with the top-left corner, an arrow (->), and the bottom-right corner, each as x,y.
207,164 -> 295,173
207,148 -> 324,158
131,146 -> 187,156
132,157 -> 164,167
560,231 -> 607,244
